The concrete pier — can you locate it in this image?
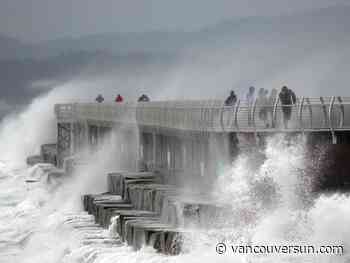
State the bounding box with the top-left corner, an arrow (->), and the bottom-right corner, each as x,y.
48,98 -> 350,254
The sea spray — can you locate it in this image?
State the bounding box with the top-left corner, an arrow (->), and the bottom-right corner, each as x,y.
0,83 -> 349,263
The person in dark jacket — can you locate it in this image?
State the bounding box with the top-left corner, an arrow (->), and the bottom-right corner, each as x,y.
138,94 -> 150,102
95,94 -> 104,103
225,90 -> 237,106
115,94 -> 124,103
246,86 -> 255,125
279,86 -> 296,128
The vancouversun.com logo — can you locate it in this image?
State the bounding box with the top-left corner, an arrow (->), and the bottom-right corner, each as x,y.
215,243 -> 344,256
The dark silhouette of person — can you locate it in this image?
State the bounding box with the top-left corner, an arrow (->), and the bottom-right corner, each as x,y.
225,91 -> 239,160
267,88 -> 278,127
138,94 -> 150,102
258,88 -> 269,127
246,86 -> 255,106
279,86 -> 296,128
246,86 -> 255,125
95,94 -> 104,103
225,90 -> 237,106
115,94 -> 124,103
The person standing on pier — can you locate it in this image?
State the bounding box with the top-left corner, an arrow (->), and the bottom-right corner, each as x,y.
115,94 -> 124,103
225,90 -> 239,160
138,94 -> 150,102
279,86 -> 296,128
246,86 -> 255,126
224,90 -> 237,106
258,88 -> 269,127
95,94 -> 104,103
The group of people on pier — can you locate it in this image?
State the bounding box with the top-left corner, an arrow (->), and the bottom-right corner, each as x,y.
95,94 -> 150,103
94,85 -> 295,128
225,86 -> 296,128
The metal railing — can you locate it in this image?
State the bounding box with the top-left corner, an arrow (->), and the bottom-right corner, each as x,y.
54,96 -> 350,133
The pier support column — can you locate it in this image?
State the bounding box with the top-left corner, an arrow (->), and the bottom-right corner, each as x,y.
138,131 -> 153,171
57,122 -> 71,168
158,135 -> 167,170
152,132 -> 157,170
173,136 -> 182,172
83,121 -> 89,151
70,122 -> 76,156
88,125 -> 98,152
154,134 -> 163,170
122,127 -> 138,171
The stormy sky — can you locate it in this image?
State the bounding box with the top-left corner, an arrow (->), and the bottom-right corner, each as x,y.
0,0 -> 350,118
1,0 -> 349,42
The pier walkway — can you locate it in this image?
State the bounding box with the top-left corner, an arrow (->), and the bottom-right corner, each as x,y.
55,96 -> 350,168
55,96 -> 350,133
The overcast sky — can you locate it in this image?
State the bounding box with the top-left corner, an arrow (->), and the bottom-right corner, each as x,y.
1,0 -> 349,42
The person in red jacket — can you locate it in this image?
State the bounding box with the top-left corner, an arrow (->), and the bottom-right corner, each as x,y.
115,94 -> 123,103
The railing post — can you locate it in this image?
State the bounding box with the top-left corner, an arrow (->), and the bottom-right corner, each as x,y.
152,132 -> 157,171
203,100 -> 211,132
70,103 -> 78,156
328,96 -> 337,144
320,97 -> 329,128
272,96 -> 279,128
251,99 -> 257,134
219,104 -> 226,132
234,100 -> 240,131
210,101 -> 216,131
298,96 -> 305,132
338,96 -> 344,128
83,120 -> 89,152
305,98 -> 312,129
220,100 -> 238,132
200,101 -> 208,132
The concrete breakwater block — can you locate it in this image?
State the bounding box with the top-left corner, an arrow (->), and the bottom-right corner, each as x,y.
25,163 -> 65,186
82,191 -> 183,254
112,211 -> 158,239
83,194 -> 125,215
104,209 -> 157,229
127,184 -> 177,211
83,194 -> 134,225
95,203 -> 134,226
126,220 -> 168,250
149,230 -> 183,255
62,212 -> 123,249
26,144 -> 57,167
160,194 -> 229,228
82,171 -> 229,255
119,217 -> 160,242
123,219 -> 184,254
41,143 -> 57,164
105,172 -> 226,228
107,172 -> 175,212
107,172 -> 160,195
122,179 -> 159,201
26,155 -> 44,166
82,238 -> 122,246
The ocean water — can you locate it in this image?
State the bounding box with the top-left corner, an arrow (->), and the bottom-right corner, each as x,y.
0,88 -> 350,263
